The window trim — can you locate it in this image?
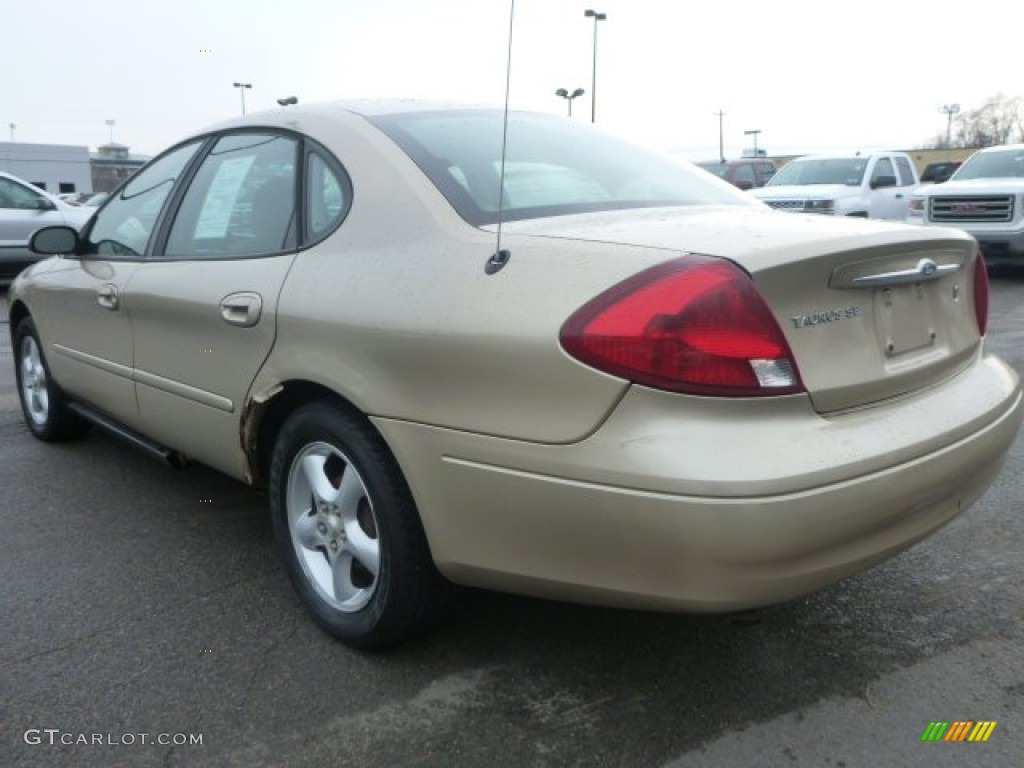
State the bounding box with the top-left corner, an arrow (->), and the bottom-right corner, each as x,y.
300,137 -> 354,250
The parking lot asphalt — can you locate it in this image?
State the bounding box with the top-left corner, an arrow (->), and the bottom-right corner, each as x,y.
2,275 -> 1023,768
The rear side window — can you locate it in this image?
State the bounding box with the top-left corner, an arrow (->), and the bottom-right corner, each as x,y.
165,133 -> 298,259
894,157 -> 916,186
305,150 -> 350,242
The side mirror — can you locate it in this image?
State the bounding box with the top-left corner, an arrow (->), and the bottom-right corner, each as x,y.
34,198 -> 57,211
870,175 -> 898,190
30,225 -> 80,255
734,179 -> 754,190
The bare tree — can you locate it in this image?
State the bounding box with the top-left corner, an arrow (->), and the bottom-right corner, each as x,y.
953,93 -> 1024,148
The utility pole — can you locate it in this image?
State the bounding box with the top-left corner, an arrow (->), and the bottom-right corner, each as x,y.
939,103 -> 960,148
713,110 -> 725,162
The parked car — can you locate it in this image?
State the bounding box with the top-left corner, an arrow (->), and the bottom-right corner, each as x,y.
0,172 -> 93,282
908,144 -> 1024,266
696,159 -> 777,189
80,192 -> 110,208
9,102 -> 1021,648
751,151 -> 919,219
919,161 -> 962,184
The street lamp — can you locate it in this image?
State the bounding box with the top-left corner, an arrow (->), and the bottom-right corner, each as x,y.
233,82 -> 252,115
8,123 -> 14,142
939,103 -> 960,148
555,87 -> 585,117
744,129 -> 762,158
277,96 -> 298,107
583,9 -> 606,123
105,119 -> 115,144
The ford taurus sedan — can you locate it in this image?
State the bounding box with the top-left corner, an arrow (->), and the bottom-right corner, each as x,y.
9,102 -> 1022,648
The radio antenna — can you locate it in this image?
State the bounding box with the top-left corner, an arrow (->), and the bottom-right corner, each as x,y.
485,0 -> 515,275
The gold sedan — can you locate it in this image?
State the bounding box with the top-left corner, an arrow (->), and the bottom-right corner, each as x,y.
9,103 -> 1022,648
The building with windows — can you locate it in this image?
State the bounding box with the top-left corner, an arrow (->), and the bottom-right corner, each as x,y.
90,142 -> 150,193
0,141 -> 92,195
0,140 -> 151,197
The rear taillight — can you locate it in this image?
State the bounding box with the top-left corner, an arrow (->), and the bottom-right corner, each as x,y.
973,251 -> 989,336
560,255 -> 804,397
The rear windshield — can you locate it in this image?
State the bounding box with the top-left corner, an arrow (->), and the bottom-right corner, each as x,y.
370,110 -> 752,226
955,149 -> 1024,180
767,157 -> 868,187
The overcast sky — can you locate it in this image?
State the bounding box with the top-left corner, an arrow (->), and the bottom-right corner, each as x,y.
6,0 -> 1021,160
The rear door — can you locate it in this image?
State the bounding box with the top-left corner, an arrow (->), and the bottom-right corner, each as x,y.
125,131 -> 336,478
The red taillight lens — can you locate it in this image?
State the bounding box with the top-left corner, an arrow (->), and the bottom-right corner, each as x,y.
560,255 -> 804,397
973,250 -> 989,336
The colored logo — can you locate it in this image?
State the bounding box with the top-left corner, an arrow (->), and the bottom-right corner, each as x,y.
921,721 -> 997,742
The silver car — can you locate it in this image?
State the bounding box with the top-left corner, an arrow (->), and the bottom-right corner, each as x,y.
9,102 -> 1022,648
0,172 -> 92,282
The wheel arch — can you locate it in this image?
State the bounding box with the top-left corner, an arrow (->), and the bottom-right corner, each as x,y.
242,379 -> 377,489
8,299 -> 30,342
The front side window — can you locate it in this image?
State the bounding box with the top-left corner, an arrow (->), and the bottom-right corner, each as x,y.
165,133 -> 298,259
372,110 -> 751,226
84,141 -> 202,258
0,177 -> 46,209
871,158 -> 895,183
733,164 -> 756,184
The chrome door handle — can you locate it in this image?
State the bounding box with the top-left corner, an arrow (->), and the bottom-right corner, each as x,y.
97,283 -> 119,310
219,292 -> 263,327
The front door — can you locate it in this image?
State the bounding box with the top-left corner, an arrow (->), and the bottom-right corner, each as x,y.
30,141 -> 204,426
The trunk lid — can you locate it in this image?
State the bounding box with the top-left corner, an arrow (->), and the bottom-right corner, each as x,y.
501,207 -> 982,413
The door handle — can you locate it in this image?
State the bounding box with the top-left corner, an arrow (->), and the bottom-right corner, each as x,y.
97,283 -> 119,310
894,193 -> 904,199
220,292 -> 263,327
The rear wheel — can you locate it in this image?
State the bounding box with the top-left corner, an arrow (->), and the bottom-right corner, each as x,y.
13,318 -> 88,441
269,402 -> 447,649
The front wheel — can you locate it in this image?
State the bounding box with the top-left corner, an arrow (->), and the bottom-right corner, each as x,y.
269,402 -> 447,649
13,318 -> 88,441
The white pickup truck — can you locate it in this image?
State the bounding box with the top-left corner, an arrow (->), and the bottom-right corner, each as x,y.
907,144 -> 1024,266
751,150 -> 919,219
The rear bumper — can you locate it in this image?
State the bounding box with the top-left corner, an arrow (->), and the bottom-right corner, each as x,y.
375,355 -> 1022,611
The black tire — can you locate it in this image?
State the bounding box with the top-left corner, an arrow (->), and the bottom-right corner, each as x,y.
269,401 -> 448,649
13,318 -> 88,441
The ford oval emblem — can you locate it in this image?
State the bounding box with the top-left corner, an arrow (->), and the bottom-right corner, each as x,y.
919,258 -> 938,276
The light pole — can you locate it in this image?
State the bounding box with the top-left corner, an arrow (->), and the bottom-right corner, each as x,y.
713,110 -> 726,163
940,103 -> 960,148
105,119 -> 115,144
233,82 -> 252,115
744,129 -> 762,158
555,88 -> 585,117
8,123 -> 14,142
583,9 -> 606,123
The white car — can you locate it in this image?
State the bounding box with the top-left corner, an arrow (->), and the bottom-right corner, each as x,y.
753,151 -> 919,219
907,144 -> 1024,266
0,172 -> 92,282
